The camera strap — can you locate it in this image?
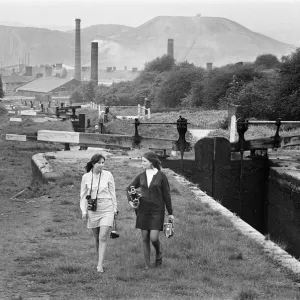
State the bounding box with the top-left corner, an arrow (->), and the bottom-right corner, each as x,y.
89,170 -> 101,199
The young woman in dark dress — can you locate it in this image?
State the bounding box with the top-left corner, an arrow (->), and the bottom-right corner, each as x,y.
126,151 -> 174,270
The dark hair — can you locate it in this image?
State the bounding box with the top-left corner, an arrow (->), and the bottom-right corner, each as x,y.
143,151 -> 161,170
85,154 -> 106,173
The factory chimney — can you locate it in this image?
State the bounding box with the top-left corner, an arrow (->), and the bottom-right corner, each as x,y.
90,42 -> 98,85
167,39 -> 174,59
75,18 -> 81,81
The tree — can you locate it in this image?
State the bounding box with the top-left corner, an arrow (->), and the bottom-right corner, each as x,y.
234,74 -> 279,119
273,48 -> 300,119
82,81 -> 96,102
155,67 -> 204,107
254,54 -> 279,69
144,55 -> 175,73
70,89 -> 83,103
0,75 -> 4,99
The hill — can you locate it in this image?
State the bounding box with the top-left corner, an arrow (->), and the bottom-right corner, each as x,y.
0,16 -> 294,70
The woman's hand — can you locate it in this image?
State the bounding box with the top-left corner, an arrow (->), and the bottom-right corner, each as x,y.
82,213 -> 87,220
114,209 -> 119,217
168,215 -> 174,222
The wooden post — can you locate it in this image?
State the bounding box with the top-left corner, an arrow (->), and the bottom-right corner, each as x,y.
147,108 -> 151,120
78,114 -> 85,133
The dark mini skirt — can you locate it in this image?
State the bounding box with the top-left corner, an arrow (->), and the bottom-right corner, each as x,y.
136,210 -> 165,231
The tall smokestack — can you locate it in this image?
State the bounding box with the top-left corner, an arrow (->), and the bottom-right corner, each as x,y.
90,42 -> 98,85
75,18 -> 81,81
167,39 -> 174,59
206,63 -> 213,71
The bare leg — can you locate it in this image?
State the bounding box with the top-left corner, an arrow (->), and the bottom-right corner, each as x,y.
97,225 -> 111,272
141,230 -> 150,268
150,230 -> 161,255
92,227 -> 100,253
150,230 -> 162,266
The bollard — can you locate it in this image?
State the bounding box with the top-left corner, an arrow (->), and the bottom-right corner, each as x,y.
174,116 -> 191,173
99,118 -> 104,133
87,119 -> 91,128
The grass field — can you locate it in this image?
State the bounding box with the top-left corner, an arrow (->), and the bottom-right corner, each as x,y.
1,152 -> 300,299
1,102 -> 300,299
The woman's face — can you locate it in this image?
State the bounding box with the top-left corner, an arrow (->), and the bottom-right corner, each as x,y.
142,157 -> 152,170
93,158 -> 105,173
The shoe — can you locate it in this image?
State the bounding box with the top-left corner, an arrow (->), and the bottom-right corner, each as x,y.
97,266 -> 104,273
155,252 -> 162,267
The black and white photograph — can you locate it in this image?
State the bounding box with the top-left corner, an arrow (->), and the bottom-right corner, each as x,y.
1,0 -> 300,299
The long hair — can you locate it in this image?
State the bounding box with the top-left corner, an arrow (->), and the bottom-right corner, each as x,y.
85,154 -> 106,173
143,151 -> 162,170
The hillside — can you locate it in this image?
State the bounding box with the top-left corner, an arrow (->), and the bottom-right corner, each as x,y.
0,16 -> 294,70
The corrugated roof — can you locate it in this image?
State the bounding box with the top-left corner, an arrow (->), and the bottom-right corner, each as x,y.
2,74 -> 35,84
16,77 -> 78,93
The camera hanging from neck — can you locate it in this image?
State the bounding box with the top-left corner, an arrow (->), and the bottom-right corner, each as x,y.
89,169 -> 101,199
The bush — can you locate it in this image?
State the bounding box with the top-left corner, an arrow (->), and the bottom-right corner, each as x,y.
254,54 -> 279,69
155,67 -> 204,107
144,55 -> 175,73
274,48 -> 300,119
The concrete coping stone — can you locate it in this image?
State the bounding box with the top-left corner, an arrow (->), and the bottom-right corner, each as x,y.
164,168 -> 300,276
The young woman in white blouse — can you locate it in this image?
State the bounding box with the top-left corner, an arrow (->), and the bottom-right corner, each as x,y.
80,153 -> 118,273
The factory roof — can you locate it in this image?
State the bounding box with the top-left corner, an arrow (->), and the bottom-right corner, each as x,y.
16,77 -> 80,93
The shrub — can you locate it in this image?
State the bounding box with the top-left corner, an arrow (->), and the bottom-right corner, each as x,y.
254,54 -> 279,69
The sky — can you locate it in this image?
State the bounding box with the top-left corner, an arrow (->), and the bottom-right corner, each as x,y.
0,0 -> 300,45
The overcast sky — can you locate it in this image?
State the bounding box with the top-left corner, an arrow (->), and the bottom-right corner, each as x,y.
0,0 -> 299,45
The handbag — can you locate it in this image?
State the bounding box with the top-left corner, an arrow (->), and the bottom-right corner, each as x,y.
86,171 -> 101,212
110,215 -> 120,239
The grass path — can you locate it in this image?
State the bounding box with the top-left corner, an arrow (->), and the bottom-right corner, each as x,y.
1,154 -> 300,299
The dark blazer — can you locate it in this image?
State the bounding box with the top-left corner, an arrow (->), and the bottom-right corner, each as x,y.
127,170 -> 173,215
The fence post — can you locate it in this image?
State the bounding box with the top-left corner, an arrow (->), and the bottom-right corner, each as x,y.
147,108 -> 151,119
98,104 -> 101,119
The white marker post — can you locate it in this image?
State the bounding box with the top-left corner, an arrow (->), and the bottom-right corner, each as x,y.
229,115 -> 237,142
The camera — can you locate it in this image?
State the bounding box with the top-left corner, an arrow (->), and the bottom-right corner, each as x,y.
128,186 -> 141,209
163,220 -> 174,238
86,195 -> 97,211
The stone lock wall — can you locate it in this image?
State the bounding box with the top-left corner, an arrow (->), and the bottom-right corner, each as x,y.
164,137 -> 300,257
267,162 -> 300,258
193,137 -> 268,232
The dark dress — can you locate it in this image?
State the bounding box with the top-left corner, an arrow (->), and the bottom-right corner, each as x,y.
127,170 -> 173,231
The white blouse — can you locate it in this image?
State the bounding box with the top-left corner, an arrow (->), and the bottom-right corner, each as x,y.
80,170 -> 117,214
146,168 -> 158,187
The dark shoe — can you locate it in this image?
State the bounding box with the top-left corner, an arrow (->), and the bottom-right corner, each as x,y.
155,252 -> 162,267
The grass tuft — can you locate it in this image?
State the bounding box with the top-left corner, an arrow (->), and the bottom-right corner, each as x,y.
57,264 -> 81,274
229,252 -> 244,260
235,289 -> 259,300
